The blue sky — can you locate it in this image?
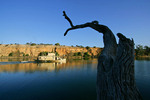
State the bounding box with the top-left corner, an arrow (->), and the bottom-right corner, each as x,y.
0,0 -> 150,47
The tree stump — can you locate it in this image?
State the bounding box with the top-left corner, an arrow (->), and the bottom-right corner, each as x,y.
63,11 -> 142,100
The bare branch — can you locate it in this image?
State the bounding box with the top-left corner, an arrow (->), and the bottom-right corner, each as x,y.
63,11 -> 74,27
64,23 -> 91,36
63,21 -> 108,36
63,11 -> 105,36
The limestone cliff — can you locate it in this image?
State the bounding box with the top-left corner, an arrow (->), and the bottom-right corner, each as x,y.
0,44 -> 102,57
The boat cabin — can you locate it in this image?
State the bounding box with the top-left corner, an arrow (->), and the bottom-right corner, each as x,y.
38,53 -> 55,61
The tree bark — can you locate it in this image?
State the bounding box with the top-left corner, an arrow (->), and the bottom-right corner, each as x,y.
63,11 -> 142,100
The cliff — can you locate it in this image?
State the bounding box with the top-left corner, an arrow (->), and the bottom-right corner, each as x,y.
0,44 -> 102,57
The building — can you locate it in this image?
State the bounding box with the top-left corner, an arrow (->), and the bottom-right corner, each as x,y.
38,53 -> 55,61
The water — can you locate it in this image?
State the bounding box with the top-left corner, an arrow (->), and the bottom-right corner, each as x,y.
135,60 -> 150,100
0,59 -> 150,100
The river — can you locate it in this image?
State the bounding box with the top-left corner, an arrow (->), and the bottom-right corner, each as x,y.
0,59 -> 150,100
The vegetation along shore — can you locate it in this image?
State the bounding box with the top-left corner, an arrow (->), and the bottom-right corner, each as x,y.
0,43 -> 102,59
0,43 -> 150,59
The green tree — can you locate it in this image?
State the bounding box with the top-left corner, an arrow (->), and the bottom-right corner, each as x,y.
77,52 -> 82,56
26,42 -> 30,45
23,53 -> 25,56
73,53 -> 78,56
135,45 -> 144,56
8,50 -> 23,57
25,54 -> 29,56
39,52 -> 48,56
55,43 -> 60,46
86,46 -> 90,50
9,52 -> 13,56
80,45 -> 84,48
55,52 -> 59,56
144,46 -> 150,56
83,52 -> 91,58
76,45 -> 79,47
73,52 -> 82,56
31,43 -> 36,46
40,43 -> 44,45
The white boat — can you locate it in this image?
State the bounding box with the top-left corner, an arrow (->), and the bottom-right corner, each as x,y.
37,53 -> 66,63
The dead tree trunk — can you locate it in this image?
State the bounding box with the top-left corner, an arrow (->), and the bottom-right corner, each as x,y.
63,11 -> 142,100
111,33 -> 142,100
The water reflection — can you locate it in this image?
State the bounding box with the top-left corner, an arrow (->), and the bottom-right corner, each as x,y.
0,59 -> 150,100
0,57 -> 35,62
135,60 -> 150,100
0,60 -> 98,73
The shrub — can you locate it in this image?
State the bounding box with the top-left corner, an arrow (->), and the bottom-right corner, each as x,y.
40,43 -> 44,45
9,52 -> 13,56
74,53 -> 78,56
55,43 -> 60,46
86,46 -> 90,50
8,51 -> 25,57
73,52 -> 82,56
5,44 -> 9,47
26,54 -> 29,56
77,52 -> 82,56
26,42 -> 30,45
15,43 -> 19,45
23,53 -> 25,56
83,52 -> 91,58
80,45 -> 84,48
39,52 -> 49,56
76,45 -> 79,47
31,43 -> 36,46
55,52 -> 59,56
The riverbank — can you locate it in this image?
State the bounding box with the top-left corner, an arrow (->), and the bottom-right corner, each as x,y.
136,55 -> 150,58
135,56 -> 150,60
0,44 -> 102,57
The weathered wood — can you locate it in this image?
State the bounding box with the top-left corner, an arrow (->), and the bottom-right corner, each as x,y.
112,33 -> 142,100
63,11 -> 142,100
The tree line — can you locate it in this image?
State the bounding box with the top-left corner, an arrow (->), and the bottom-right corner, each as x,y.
135,45 -> 150,56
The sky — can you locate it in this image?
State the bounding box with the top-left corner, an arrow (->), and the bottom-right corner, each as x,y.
0,0 -> 150,47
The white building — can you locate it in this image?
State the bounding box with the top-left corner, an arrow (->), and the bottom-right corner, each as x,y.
38,53 -> 55,61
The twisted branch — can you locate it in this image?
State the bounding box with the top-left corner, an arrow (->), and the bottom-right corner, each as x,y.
63,11 -> 107,36
63,11 -> 74,27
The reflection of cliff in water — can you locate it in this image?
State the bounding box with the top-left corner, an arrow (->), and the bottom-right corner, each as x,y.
0,59 -> 97,73
0,57 -> 35,62
0,63 -> 56,73
55,60 -> 97,71
135,57 -> 150,61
